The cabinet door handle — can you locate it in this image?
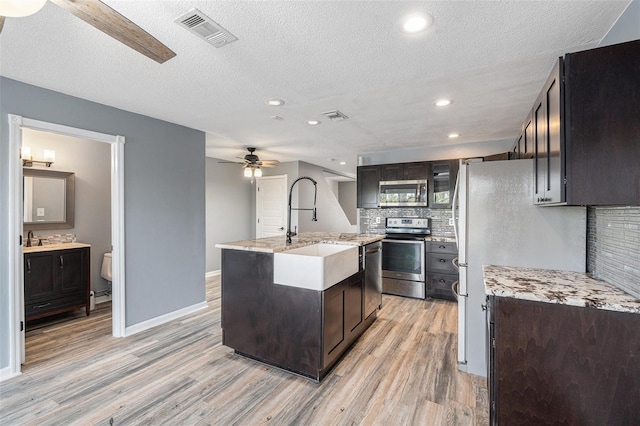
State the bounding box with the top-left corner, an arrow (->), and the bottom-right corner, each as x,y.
439,245 -> 446,249
33,302 -> 51,309
439,259 -> 446,263
60,255 -> 64,268
26,258 -> 31,273
439,279 -> 446,283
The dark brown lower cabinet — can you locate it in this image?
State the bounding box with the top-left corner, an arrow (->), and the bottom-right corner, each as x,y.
488,296 -> 640,425
221,249 -> 375,382
24,247 -> 90,321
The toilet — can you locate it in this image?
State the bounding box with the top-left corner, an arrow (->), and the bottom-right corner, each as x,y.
101,252 -> 112,283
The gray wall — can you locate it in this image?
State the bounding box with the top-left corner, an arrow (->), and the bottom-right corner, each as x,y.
206,158 -> 252,272
22,129 -> 112,295
598,0 -> 639,47
298,161 -> 357,233
338,181 -> 357,225
1,77 -> 206,369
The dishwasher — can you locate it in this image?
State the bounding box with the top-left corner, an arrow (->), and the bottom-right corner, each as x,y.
361,240 -> 382,318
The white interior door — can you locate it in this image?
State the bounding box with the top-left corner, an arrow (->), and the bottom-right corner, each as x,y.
256,175 -> 287,238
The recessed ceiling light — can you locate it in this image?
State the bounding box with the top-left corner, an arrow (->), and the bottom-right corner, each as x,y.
265,98 -> 284,106
339,161 -> 346,165
448,133 -> 460,138
307,120 -> 321,125
435,99 -> 452,107
401,13 -> 433,34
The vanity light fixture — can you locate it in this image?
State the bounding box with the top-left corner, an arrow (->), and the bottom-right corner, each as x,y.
265,98 -> 284,106
22,147 -> 55,167
435,99 -> 452,107
401,13 -> 433,34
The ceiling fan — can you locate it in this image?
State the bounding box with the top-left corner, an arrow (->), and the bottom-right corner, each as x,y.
219,147 -> 280,178
0,0 -> 176,64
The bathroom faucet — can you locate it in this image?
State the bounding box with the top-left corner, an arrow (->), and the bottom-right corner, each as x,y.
26,230 -> 34,247
287,176 -> 318,244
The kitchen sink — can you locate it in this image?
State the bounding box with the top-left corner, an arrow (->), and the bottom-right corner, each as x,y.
274,243 -> 359,291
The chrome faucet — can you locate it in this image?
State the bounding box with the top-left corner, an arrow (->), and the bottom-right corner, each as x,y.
26,230 -> 34,247
287,176 -> 318,244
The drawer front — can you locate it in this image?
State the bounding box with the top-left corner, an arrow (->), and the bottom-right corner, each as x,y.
427,273 -> 457,300
426,253 -> 458,274
426,241 -> 458,254
25,292 -> 86,319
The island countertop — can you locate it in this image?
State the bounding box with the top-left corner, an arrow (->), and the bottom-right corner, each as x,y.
483,265 -> 640,315
215,232 -> 385,253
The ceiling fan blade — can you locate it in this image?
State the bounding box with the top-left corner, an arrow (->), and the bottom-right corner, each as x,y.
258,160 -> 280,165
217,160 -> 244,164
259,162 -> 280,168
50,0 -> 176,64
0,16 -> 5,34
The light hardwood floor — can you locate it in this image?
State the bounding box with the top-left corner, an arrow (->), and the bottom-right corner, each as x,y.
1,276 -> 488,425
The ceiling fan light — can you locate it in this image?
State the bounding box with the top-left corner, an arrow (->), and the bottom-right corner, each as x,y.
0,0 -> 47,18
244,167 -> 253,178
253,167 -> 262,178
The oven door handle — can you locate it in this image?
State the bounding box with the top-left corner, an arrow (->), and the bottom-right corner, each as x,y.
383,239 -> 425,244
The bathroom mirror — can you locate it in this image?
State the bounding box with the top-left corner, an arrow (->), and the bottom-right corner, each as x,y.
23,168 -> 75,231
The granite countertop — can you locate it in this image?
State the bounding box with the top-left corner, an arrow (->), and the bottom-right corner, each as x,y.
483,265 -> 640,314
24,242 -> 91,254
215,232 -> 385,253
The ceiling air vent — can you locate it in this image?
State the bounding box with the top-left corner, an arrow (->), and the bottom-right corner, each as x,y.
174,9 -> 238,48
322,110 -> 349,121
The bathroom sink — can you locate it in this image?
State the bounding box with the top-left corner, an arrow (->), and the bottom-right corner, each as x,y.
274,243 -> 359,291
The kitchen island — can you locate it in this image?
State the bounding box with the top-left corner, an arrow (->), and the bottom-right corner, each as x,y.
216,233 -> 384,382
483,265 -> 640,425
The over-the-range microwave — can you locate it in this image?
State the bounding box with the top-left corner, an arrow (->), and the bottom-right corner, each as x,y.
379,180 -> 428,207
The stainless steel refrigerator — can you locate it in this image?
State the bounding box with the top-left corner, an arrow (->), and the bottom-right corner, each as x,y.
452,159 -> 586,377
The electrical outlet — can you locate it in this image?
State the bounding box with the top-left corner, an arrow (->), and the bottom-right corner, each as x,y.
449,217 -> 455,226
376,217 -> 381,224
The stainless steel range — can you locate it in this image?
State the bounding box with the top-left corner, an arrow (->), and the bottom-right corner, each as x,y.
382,217 -> 430,299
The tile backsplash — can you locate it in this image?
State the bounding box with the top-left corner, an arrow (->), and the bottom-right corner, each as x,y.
23,233 -> 76,247
359,208 -> 454,238
587,206 -> 640,299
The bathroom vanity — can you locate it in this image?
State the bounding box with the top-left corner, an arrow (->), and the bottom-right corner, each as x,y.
216,233 -> 384,382
23,243 -> 91,321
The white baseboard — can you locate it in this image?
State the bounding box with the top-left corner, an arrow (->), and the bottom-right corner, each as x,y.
205,270 -> 221,278
96,295 -> 112,304
0,366 -> 21,382
124,301 -> 208,337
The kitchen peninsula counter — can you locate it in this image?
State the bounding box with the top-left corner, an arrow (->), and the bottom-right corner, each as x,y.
483,265 -> 640,424
215,232 -> 385,253
483,265 -> 640,314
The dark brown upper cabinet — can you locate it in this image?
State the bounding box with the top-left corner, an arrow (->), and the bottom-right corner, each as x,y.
429,160 -> 458,209
356,165 -> 381,208
522,40 -> 640,206
380,162 -> 429,181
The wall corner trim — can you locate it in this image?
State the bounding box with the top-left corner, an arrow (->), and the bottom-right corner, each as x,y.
124,301 -> 208,337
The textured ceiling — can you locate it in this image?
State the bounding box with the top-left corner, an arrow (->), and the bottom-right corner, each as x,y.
0,0 -> 630,175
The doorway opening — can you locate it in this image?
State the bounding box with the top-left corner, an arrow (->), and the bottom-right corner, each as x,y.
6,114 -> 125,378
